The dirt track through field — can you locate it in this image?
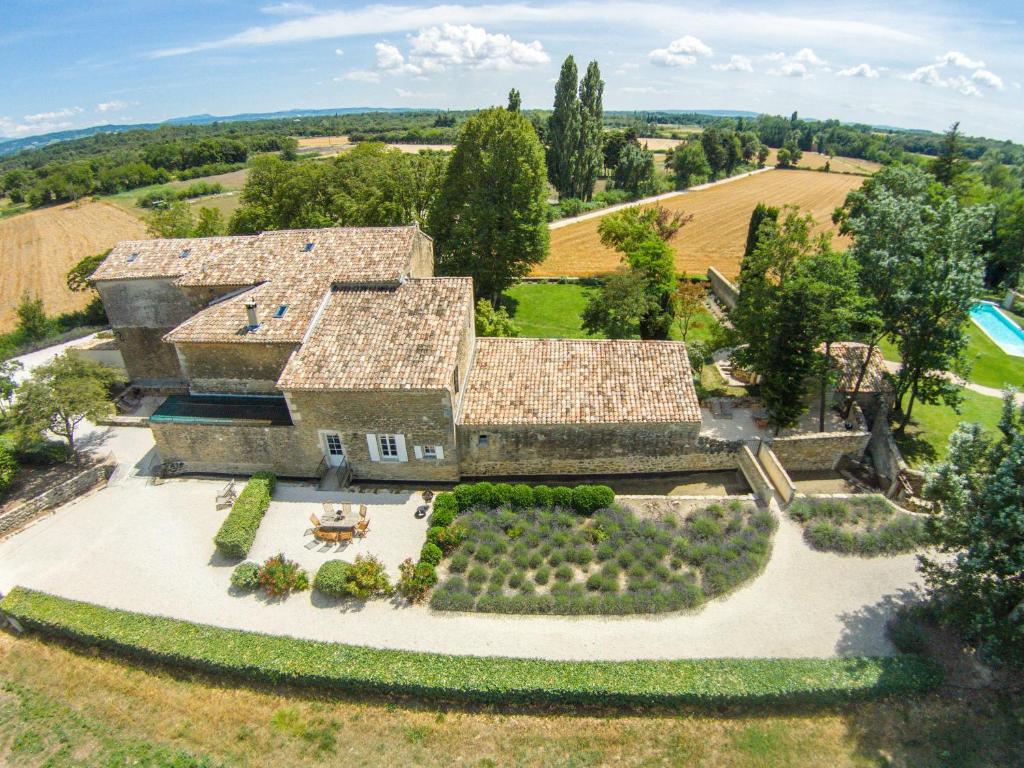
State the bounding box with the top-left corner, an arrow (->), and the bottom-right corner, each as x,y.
0,200 -> 146,330
536,169 -> 864,279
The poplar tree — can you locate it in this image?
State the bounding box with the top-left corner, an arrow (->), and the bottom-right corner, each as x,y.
576,60 -> 604,200
547,56 -> 581,199
507,88 -> 521,112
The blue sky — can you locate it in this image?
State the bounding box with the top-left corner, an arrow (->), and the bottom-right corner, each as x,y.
2,1 -> 1023,141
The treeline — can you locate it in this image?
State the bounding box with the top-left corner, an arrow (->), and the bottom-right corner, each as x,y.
0,128 -> 296,208
135,181 -> 224,209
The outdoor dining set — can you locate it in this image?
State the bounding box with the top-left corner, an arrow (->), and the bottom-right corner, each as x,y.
309,502 -> 370,545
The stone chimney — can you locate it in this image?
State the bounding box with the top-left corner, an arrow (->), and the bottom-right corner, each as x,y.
245,300 -> 259,330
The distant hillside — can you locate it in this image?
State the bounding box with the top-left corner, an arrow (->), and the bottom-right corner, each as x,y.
0,107 -> 428,157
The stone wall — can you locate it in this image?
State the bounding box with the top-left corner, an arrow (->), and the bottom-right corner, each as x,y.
151,421 -> 323,477
737,445 -> 774,502
286,389 -> 461,482
95,277 -> 198,384
175,342 -> 298,394
707,267 -> 739,311
770,430 -> 870,471
456,422 -> 739,477
756,442 -> 796,503
411,231 -> 435,278
0,458 -> 115,535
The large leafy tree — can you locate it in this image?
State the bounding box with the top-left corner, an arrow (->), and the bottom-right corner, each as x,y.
931,121 -> 970,190
612,143 -> 658,197
588,205 -> 689,339
429,108 -> 549,303
921,390 -> 1024,666
13,353 -> 125,463
672,141 -> 710,189
581,268 -> 651,339
733,209 -> 857,432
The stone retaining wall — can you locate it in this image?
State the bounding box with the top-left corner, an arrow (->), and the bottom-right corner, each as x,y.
757,442 -> 796,503
707,267 -> 739,311
770,431 -> 870,471
737,445 -> 773,502
0,457 -> 115,536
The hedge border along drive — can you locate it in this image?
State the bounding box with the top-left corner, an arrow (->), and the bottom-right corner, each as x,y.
213,472 -> 276,559
0,588 -> 942,709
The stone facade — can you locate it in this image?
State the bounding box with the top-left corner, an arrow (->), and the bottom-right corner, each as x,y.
285,389 -> 461,482
456,423 -> 738,478
175,342 -> 298,395
151,421 -> 322,477
707,267 -> 739,311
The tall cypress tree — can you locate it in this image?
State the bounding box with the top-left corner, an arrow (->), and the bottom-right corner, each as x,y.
547,56 -> 580,199
576,60 -> 604,201
507,88 -> 521,112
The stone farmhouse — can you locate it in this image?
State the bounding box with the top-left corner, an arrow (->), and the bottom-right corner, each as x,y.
90,225 -> 724,484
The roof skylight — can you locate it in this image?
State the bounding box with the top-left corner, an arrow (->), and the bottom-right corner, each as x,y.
273,304 -> 288,319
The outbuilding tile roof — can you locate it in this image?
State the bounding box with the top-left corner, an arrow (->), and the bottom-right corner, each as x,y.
822,342 -> 888,393
277,278 -> 473,390
459,338 -> 701,425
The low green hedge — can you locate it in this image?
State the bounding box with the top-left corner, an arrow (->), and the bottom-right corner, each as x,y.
212,473 -> 276,559
451,481 -> 615,514
0,588 -> 942,708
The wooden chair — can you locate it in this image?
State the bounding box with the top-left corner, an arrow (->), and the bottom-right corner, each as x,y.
355,519 -> 369,538
321,501 -> 337,518
358,504 -> 367,519
215,479 -> 237,508
313,528 -> 337,542
337,528 -> 355,543
309,512 -> 322,528
342,502 -> 352,517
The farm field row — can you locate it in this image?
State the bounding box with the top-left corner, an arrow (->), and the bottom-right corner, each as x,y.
0,200 -> 146,331
537,169 -> 864,279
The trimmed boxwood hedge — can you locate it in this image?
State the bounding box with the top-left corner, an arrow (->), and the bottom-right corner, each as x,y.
0,588 -> 942,708
451,482 -> 614,514
213,473 -> 276,559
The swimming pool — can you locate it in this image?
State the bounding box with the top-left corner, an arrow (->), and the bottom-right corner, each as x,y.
970,302 -> 1024,357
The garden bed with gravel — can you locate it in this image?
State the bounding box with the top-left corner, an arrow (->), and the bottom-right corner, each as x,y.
430,493 -> 777,616
788,496 -> 928,556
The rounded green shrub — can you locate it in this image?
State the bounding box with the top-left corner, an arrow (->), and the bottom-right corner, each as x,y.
554,564 -> 573,582
313,560 -> 352,598
420,542 -> 443,566
548,549 -> 565,567
527,551 -> 544,569
467,565 -> 488,585
509,483 -> 534,508
571,485 -> 615,514
493,483 -> 514,506
508,570 -> 525,589
551,486 -> 573,509
534,565 -> 551,585
449,552 -> 470,573
452,484 -> 475,510
230,561 -> 260,591
429,494 -> 458,526
532,484 -> 554,508
397,559 -> 437,602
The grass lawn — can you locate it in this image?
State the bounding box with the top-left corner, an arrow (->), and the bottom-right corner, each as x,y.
503,282 -> 595,338
895,387 -> 1005,467
503,281 -> 724,343
964,319 -> 1024,390
2,632 -> 1021,767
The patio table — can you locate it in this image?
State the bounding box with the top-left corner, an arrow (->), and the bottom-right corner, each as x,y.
318,521 -> 354,533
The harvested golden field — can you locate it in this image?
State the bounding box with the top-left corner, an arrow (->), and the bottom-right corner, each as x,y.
295,135 -> 351,148
767,149 -> 882,175
0,200 -> 146,330
639,137 -> 685,151
538,169 -> 864,279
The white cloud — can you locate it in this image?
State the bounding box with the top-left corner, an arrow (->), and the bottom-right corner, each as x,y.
763,52 -> 787,62
972,68 -> 1004,90
837,63 -> 879,78
261,2 -> 314,15
23,106 -> 82,123
905,51 -> 999,97
96,100 -> 128,112
375,41 -> 422,75
936,50 -> 984,69
335,69 -> 380,83
771,61 -> 808,78
792,47 -> 825,66
712,54 -> 753,72
648,35 -> 712,67
405,23 -> 548,71
334,47 -> 344,56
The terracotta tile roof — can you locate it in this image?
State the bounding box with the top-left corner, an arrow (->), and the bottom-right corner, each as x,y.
90,237 -> 253,282
164,278 -> 331,344
277,278 -> 473,390
92,226 -> 420,286
459,338 -> 701,426
821,342 -> 887,393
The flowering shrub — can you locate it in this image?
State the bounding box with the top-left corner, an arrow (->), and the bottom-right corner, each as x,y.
397,558 -> 438,602
257,553 -> 309,597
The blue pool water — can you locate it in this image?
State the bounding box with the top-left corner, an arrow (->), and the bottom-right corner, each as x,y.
971,302 -> 1024,357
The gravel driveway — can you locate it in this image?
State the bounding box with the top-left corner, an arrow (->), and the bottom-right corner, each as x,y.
0,425 -> 924,661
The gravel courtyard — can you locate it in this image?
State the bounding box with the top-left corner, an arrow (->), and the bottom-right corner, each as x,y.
0,426 -> 926,662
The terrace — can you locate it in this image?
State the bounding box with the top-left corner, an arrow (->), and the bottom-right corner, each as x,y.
150,393 -> 293,426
